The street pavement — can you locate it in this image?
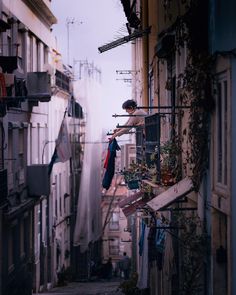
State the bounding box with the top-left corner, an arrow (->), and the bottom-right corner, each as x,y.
38,279 -> 124,295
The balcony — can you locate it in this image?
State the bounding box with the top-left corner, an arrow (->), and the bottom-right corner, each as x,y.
55,70 -> 70,93
26,72 -> 51,102
27,164 -> 50,196
68,97 -> 83,119
134,113 -> 182,188
0,56 -> 18,73
0,71 -> 51,116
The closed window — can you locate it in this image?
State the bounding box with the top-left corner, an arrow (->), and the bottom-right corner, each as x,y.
55,175 -> 58,218
20,220 -> 25,257
27,35 -> 33,72
17,31 -> 24,69
8,224 -> 17,272
109,238 -> 119,255
43,45 -> 49,65
213,72 -> 230,192
8,129 -> 13,173
109,212 -> 119,231
149,74 -> 154,114
19,129 -> 24,169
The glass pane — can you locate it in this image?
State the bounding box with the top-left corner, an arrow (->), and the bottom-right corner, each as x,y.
223,81 -> 228,185
217,82 -> 222,183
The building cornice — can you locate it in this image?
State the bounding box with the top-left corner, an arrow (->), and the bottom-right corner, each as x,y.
22,0 -> 57,26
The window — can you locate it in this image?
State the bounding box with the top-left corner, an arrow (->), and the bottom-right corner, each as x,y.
135,126 -> 145,164
149,74 -> 154,114
30,123 -> 39,164
18,129 -> 25,184
43,45 -> 49,65
0,34 -> 3,55
36,39 -> 41,71
167,54 -> 176,139
8,228 -> 14,271
144,113 -> 161,169
55,70 -> 70,92
55,175 -> 58,218
8,129 -> 13,173
20,220 -> 25,257
109,212 -> 120,231
7,35 -> 12,56
59,173 -> 62,216
37,124 -> 41,164
27,35 -> 33,72
8,224 -> 17,272
214,72 -> 229,192
17,31 -> 24,69
19,129 -> 24,168
24,217 -> 29,255
7,129 -> 14,190
109,238 -> 119,255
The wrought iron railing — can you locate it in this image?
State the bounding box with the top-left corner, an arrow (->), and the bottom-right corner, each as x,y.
55,70 -> 70,92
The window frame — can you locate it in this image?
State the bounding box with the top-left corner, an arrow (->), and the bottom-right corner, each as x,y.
108,237 -> 120,256
213,70 -> 231,195
109,211 -> 120,231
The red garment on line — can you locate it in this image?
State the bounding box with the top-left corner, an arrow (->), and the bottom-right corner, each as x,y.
104,149 -> 110,169
0,73 -> 6,99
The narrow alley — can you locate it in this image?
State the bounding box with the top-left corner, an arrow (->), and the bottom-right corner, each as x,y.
39,279 -> 123,295
1,0 -> 236,295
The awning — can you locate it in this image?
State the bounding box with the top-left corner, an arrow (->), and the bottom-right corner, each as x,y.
146,177 -> 194,211
119,191 -> 147,217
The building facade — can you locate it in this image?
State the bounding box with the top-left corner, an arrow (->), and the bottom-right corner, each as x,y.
0,0 -> 57,294
0,0 -> 85,294
110,0 -> 236,294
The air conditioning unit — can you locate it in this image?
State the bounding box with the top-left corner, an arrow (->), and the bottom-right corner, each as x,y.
27,164 -> 50,196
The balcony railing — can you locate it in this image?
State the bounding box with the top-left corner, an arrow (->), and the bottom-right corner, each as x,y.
55,70 -> 70,93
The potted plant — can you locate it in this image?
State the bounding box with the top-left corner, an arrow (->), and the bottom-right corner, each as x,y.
118,272 -> 140,295
159,138 -> 181,186
120,162 -> 148,190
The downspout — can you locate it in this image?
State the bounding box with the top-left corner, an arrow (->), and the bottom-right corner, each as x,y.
141,0 -> 149,107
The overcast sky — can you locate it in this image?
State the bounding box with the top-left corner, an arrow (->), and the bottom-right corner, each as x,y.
51,0 -> 132,132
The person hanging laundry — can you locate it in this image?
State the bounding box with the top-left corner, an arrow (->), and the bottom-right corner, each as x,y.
109,99 -> 147,140
102,138 -> 120,190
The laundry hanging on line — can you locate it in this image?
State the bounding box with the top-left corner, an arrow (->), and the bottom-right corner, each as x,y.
102,138 -> 120,190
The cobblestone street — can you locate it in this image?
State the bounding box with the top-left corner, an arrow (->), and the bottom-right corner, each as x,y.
38,279 -> 124,295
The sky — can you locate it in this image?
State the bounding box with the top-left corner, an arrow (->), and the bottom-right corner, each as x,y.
51,0 -> 132,133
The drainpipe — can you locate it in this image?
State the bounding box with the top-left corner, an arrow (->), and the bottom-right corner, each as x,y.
141,0 -> 149,107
